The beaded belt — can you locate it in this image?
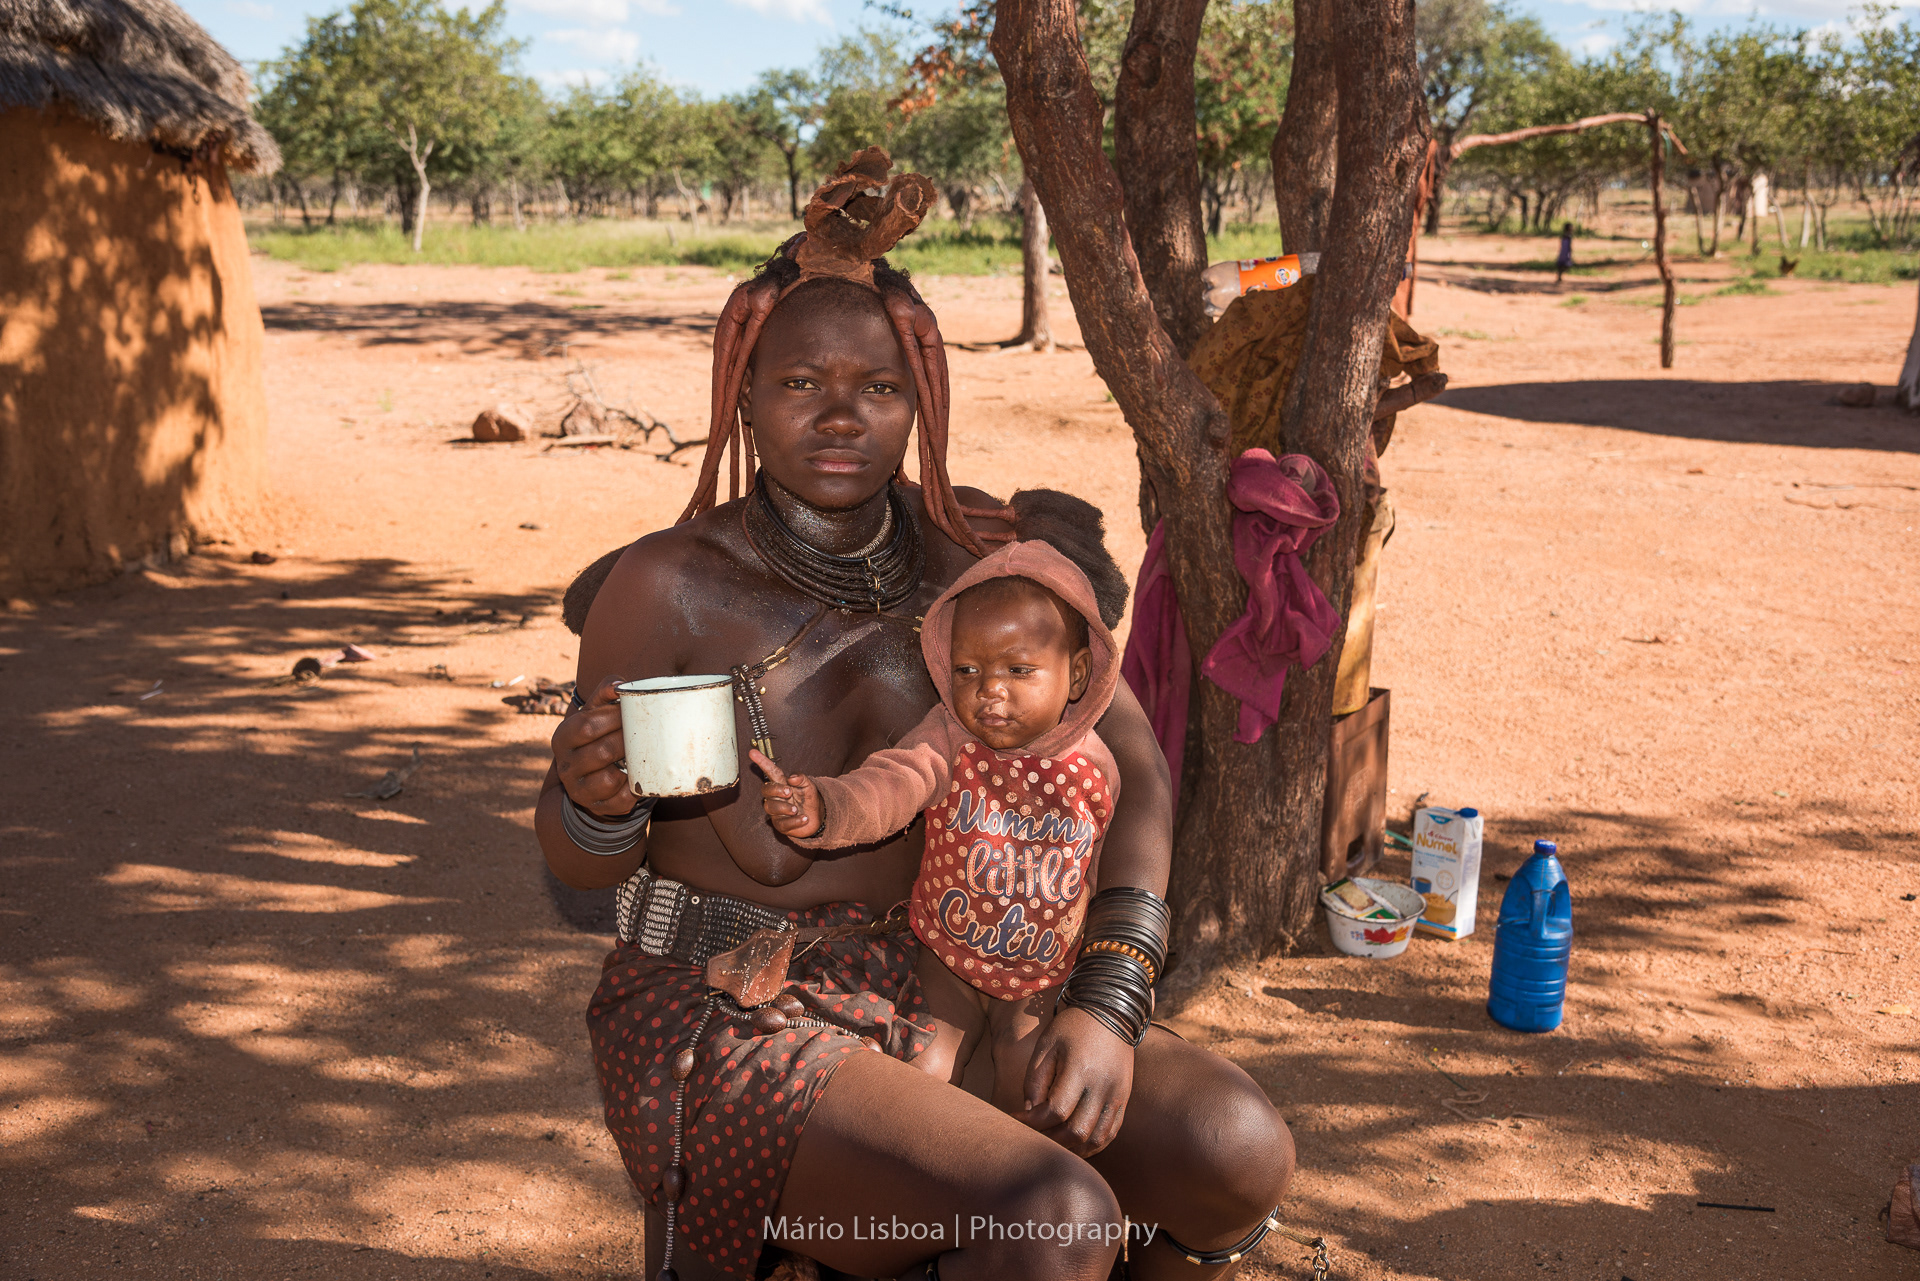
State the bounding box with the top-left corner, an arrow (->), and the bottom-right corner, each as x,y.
613,863 -> 791,966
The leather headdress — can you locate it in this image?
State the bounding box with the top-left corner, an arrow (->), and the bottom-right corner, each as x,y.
677,147 -> 1010,558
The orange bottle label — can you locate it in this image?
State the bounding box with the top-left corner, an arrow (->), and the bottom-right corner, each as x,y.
1237,254 -> 1303,293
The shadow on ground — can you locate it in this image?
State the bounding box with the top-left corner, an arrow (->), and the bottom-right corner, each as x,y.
261,300 -> 721,357
1439,379 -> 1920,453
0,556 -> 643,1279
1166,800 -> 1919,1279
4,560 -> 1914,1280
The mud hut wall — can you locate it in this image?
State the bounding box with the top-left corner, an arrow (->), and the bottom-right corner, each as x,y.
0,107 -> 269,597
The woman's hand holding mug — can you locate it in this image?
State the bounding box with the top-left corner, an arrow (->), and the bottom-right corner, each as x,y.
551,675 -> 638,817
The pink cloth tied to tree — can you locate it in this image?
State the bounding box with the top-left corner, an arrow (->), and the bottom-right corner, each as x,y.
1121,448 -> 1341,800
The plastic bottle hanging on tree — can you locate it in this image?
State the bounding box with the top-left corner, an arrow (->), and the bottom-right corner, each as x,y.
1200,252 -> 1321,318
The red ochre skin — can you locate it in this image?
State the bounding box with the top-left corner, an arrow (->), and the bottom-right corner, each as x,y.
537,293 -> 1294,1281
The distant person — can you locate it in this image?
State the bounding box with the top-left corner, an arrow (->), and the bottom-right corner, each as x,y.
1556,223 -> 1575,285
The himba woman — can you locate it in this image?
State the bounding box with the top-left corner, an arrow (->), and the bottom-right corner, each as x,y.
538,150 -> 1294,1281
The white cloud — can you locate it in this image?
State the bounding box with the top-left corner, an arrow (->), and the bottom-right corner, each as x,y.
518,0 -> 629,21
725,0 -> 830,23
537,67 -> 613,91
1577,30 -> 1616,57
546,26 -> 642,61
518,0 -> 675,22
225,0 -> 273,16
1566,0 -> 1876,14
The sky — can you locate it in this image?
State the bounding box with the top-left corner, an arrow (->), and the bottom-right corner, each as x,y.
178,0 -> 1906,97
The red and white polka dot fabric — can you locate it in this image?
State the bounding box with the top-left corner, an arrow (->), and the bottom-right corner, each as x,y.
587,900 -> 933,1278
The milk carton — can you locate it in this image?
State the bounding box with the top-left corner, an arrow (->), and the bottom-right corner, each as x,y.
1411,806 -> 1484,940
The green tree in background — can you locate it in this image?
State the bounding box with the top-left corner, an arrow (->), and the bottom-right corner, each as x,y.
346,0 -> 525,250
810,32 -> 912,171
741,69 -> 825,219
1196,0 -> 1290,235
1416,0 -> 1562,232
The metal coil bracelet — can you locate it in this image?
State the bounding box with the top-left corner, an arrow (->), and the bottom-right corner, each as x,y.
561,792 -> 655,856
1056,886 -> 1171,1046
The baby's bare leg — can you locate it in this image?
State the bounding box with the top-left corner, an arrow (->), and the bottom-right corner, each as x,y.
987,990 -> 1056,1115
910,947 -> 988,1086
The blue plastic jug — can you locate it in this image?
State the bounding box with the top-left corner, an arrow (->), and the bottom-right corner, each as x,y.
1487,840 -> 1572,1032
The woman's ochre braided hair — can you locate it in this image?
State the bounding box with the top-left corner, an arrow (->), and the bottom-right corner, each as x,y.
676,146 -> 1013,558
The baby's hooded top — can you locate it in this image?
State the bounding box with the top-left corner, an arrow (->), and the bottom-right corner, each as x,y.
793,540 -> 1121,999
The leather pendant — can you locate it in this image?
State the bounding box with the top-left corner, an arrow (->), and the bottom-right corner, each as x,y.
771,993 -> 805,1018
656,1268 -> 679,1281
752,1006 -> 788,1035
662,1163 -> 687,1204
860,1035 -> 883,1052
706,928 -> 796,1008
670,1047 -> 695,1082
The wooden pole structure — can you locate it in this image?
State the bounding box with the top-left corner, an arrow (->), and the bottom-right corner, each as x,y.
1403,111 -> 1688,317
1650,111 -> 1677,369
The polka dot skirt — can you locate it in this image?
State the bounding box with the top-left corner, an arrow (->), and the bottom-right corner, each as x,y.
587,899 -> 934,1278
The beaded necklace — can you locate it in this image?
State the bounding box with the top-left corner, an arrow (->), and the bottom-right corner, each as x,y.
741,471 -> 924,613
730,472 -> 926,763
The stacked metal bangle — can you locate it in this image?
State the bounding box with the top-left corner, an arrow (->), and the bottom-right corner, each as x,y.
1056,886 -> 1171,1046
561,792 -> 655,856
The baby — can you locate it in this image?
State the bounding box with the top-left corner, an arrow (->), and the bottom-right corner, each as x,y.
752,539 -> 1121,1112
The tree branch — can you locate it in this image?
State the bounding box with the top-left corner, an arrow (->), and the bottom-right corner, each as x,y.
1270,0 -> 1338,255
1114,0 -> 1212,357
1452,111 -> 1687,159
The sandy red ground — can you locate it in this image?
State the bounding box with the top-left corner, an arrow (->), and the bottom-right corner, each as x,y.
3,233 -> 1917,1280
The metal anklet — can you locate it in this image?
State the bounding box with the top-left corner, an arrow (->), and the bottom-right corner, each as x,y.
1157,1209 -> 1330,1279
1158,1210 -> 1281,1266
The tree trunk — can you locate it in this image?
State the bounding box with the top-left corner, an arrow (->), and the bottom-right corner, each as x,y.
1650,115 -> 1676,370
510,177 -> 525,232
1014,176 -> 1053,351
395,164 -> 418,236
785,148 -> 802,220
1114,0 -> 1212,357
1265,0 -> 1429,952
411,171 -> 430,252
1270,0 -> 1338,256
995,0 -> 1426,973
292,179 -> 312,227
672,168 -> 701,229
1708,171 -> 1724,257
1800,163 -> 1813,248
1423,146 -> 1452,234
1898,276 -> 1920,411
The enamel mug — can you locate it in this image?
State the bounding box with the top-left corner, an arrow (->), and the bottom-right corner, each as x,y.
616,675 -> 739,796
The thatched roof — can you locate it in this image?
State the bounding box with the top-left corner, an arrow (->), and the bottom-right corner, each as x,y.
0,0 -> 280,172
